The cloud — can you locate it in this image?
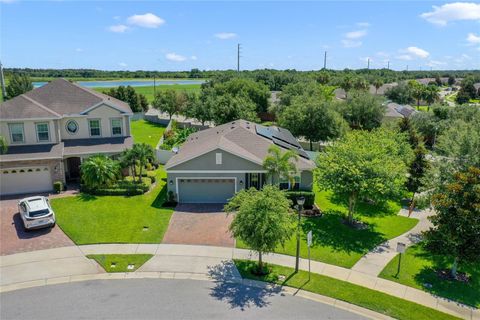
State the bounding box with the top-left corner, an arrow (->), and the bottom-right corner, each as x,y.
127,13 -> 165,28
426,60 -> 447,67
119,62 -> 128,67
357,22 -> 371,27
108,24 -> 129,33
466,32 -> 480,44
166,53 -> 187,62
420,2 -> 480,26
214,32 -> 237,40
190,55 -> 198,61
344,29 -> 367,39
342,39 -> 362,48
397,54 -> 413,61
405,46 -> 430,59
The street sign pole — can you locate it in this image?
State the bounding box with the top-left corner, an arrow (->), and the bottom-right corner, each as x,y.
396,242 -> 406,277
307,230 -> 312,281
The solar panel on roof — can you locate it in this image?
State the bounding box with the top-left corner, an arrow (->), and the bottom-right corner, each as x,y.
255,124 -> 273,140
272,137 -> 310,159
273,127 -> 302,148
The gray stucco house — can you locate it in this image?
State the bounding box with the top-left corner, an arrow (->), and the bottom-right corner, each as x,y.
165,119 -> 316,203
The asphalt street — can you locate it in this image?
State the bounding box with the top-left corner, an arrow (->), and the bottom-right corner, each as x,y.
1,278 -> 368,320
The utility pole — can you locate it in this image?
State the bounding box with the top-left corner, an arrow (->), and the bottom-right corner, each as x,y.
323,51 -> 327,69
406,65 -> 409,71
387,61 -> 390,69
0,61 -> 6,99
153,75 -> 156,97
367,58 -> 370,69
237,43 -> 241,72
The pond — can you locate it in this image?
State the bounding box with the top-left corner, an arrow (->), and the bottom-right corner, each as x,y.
33,79 -> 205,88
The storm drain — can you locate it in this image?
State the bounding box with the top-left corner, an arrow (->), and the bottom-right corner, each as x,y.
110,262 -> 116,268
127,264 -> 135,270
143,226 -> 149,231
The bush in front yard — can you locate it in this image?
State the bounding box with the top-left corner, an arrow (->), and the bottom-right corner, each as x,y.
53,181 -> 64,193
285,190 -> 315,209
81,176 -> 152,196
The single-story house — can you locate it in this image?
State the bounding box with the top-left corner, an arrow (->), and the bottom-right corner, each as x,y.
0,78 -> 133,195
165,119 -> 316,203
384,102 -> 417,120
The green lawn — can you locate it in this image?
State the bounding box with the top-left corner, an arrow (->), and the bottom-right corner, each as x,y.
94,84 -> 201,103
52,168 -> 174,244
379,244 -> 480,308
130,119 -> 166,148
87,254 -> 153,272
234,260 -> 458,320
237,188 -> 418,268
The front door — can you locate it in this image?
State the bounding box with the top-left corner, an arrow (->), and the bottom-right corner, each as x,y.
67,157 -> 81,180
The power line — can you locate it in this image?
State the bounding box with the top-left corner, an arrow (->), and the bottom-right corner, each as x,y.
323,51 -> 327,69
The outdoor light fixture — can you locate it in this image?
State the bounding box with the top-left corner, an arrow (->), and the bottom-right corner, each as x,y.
297,196 -> 305,206
239,179 -> 243,185
169,180 -> 173,185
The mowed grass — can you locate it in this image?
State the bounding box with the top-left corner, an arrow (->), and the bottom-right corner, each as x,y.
130,119 -> 166,148
379,244 -> 480,308
234,260 -> 458,320
236,188 -> 418,268
52,168 -> 174,244
94,84 -> 201,103
87,254 -> 153,272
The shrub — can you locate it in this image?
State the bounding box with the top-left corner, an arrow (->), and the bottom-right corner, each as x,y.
284,190 -> 315,209
93,188 -> 144,196
53,181 -> 64,193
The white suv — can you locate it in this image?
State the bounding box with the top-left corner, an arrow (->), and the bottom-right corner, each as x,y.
18,196 -> 56,231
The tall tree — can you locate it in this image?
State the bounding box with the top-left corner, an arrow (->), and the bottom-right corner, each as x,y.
263,145 -> 298,187
209,94 -> 258,125
152,89 -> 183,120
408,80 -> 426,110
338,91 -> 385,130
225,185 -> 295,273
183,91 -> 212,126
130,143 -> 155,183
278,97 -> 347,150
423,85 -> 440,111
424,167 -> 480,278
316,129 -> 413,224
80,155 -> 120,190
339,75 -> 354,99
373,78 -> 384,94
385,82 -> 414,105
6,74 -> 33,100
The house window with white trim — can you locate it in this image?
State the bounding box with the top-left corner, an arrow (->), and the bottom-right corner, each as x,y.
279,175 -> 301,190
216,153 -> 222,165
88,119 -> 101,137
8,123 -> 24,143
36,122 -> 50,142
111,118 -> 123,136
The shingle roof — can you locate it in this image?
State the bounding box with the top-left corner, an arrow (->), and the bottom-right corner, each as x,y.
385,102 -> 417,118
0,78 -> 132,120
63,136 -> 133,156
0,143 -> 64,162
165,120 -> 315,171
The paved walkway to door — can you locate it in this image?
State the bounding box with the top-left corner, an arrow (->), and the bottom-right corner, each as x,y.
162,204 -> 235,247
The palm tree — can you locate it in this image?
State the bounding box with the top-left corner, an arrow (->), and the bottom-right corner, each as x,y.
408,80 -> 425,110
262,145 -> 298,189
131,143 -> 155,183
120,148 -> 138,181
424,85 -> 440,111
373,78 -> 384,94
339,75 -> 354,99
0,135 -> 8,155
80,155 -> 120,190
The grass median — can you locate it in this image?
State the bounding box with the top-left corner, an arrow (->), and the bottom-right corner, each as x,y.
87,254 -> 153,272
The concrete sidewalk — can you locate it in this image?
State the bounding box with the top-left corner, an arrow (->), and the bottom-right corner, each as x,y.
1,244 -> 478,320
352,208 -> 433,276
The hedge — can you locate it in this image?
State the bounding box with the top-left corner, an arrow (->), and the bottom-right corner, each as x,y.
285,190 -> 315,209
81,176 -> 152,196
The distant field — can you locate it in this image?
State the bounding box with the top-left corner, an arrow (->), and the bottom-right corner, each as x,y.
94,84 -> 202,102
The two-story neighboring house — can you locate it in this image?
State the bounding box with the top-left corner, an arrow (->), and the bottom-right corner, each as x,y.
0,78 -> 133,195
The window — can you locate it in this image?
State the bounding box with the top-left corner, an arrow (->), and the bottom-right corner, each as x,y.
279,175 -> 301,190
111,118 -> 122,136
66,120 -> 79,134
8,123 -> 24,143
88,119 -> 101,137
36,122 -> 50,142
216,153 -> 222,165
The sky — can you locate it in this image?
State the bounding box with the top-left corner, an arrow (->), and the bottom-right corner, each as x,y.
1,1 -> 479,71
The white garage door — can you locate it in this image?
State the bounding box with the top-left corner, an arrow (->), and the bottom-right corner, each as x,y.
178,178 -> 236,203
0,167 -> 53,196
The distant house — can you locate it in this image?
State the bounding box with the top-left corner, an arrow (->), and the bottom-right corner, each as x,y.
165,119 -> 315,203
0,79 -> 133,195
384,102 -> 417,120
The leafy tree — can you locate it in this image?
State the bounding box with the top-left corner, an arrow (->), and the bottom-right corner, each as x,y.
456,77 -> 477,104
121,148 -> 138,181
316,129 -> 412,224
152,89 -> 185,119
130,143 -> 155,183
263,145 -> 298,187
385,82 -> 414,105
423,85 -> 439,111
373,78 -> 384,94
353,77 -> 369,91
406,144 -> 430,215
183,91 -> 212,126
338,91 -> 385,130
225,185 -> 295,273
447,76 -> 455,86
278,96 -> 347,150
434,74 -> 442,86
209,94 -> 258,125
6,74 -> 33,99
424,167 -> 480,278
278,81 -> 335,108
188,68 -> 202,78
339,75 -> 354,99
104,85 -> 148,112
316,71 -> 330,85
80,155 -> 120,190
410,110 -> 446,148
408,80 -> 426,110
0,135 -> 8,155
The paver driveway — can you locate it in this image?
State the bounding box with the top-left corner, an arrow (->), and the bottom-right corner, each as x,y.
0,198 -> 74,256
162,204 -> 234,247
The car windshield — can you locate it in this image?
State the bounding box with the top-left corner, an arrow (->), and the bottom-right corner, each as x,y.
29,209 -> 50,217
